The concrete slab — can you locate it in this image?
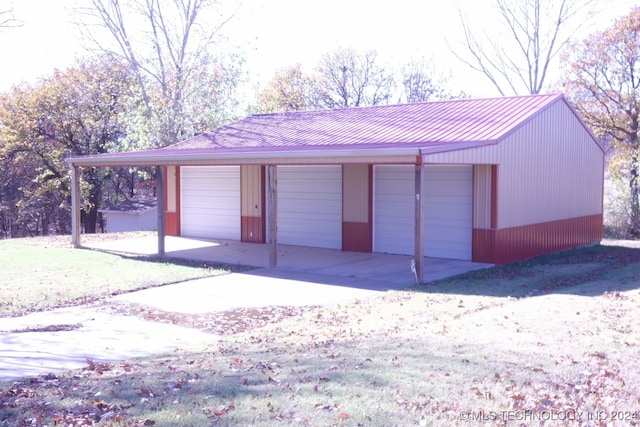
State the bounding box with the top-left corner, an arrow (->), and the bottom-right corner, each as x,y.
0,307 -> 213,381
86,236 -> 492,286
0,269 -> 386,381
111,270 -> 383,313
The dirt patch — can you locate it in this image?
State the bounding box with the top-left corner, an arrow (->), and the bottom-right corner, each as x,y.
1,323 -> 83,334
100,301 -> 321,336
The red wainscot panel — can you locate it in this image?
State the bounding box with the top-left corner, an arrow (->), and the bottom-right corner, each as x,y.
165,212 -> 180,236
343,221 -> 372,253
472,228 -> 496,264
241,216 -> 265,243
473,214 -> 603,265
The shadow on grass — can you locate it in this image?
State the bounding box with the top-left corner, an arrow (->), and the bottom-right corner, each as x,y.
0,337 -> 513,426
410,244 -> 640,298
4,328 -> 635,427
80,245 -> 258,274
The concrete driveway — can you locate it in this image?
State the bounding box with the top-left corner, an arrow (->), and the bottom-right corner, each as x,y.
0,269 -> 386,381
0,237 -> 492,381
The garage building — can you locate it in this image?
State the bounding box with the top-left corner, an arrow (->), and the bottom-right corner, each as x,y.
67,93 -> 604,275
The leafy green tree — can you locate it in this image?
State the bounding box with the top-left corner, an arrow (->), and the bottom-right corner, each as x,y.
0,57 -> 137,235
562,7 -> 640,236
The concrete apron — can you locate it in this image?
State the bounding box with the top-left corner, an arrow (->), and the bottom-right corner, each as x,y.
85,235 -> 493,288
0,237 -> 491,381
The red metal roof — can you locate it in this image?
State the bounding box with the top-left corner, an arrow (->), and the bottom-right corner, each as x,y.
169,92 -> 564,152
68,93 -> 584,166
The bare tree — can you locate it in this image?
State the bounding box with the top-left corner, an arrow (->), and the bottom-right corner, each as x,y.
312,47 -> 395,109
399,58 -> 460,103
450,0 -> 596,95
0,8 -> 11,27
0,3 -> 20,28
76,0 -> 239,146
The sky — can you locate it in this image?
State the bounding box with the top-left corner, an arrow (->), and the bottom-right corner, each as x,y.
0,0 -> 638,98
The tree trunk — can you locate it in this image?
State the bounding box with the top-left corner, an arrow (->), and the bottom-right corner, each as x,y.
84,207 -> 97,234
84,189 -> 101,234
129,170 -> 135,198
629,152 -> 640,237
40,214 -> 49,236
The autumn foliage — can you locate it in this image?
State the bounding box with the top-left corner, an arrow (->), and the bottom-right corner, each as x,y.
0,57 -> 136,236
563,6 -> 640,237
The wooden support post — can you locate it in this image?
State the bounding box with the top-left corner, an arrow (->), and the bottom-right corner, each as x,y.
267,165 -> 277,267
156,166 -> 165,256
414,163 -> 424,284
70,165 -> 82,248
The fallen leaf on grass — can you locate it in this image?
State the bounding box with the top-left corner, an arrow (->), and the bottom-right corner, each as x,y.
213,403 -> 235,416
85,359 -> 112,375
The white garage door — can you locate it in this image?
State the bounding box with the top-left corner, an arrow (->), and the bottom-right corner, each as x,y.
181,166 -> 241,240
373,165 -> 415,255
277,165 -> 342,249
374,165 -> 472,260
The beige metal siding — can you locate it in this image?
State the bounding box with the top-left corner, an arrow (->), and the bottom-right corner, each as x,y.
424,147 -> 499,164
473,165 -> 492,229
241,165 -> 262,217
424,100 -> 603,229
343,164 -> 369,222
495,102 -> 603,228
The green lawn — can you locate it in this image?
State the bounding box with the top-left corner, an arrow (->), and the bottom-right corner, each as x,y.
0,234 -> 236,316
1,237 -> 640,426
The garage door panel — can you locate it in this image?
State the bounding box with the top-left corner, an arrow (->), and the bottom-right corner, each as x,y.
423,165 -> 472,259
374,165 -> 472,259
181,166 -> 241,240
373,166 -> 415,255
277,166 -> 342,249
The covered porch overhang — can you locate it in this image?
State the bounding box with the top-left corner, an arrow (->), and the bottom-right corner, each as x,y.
65,144 -> 489,284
